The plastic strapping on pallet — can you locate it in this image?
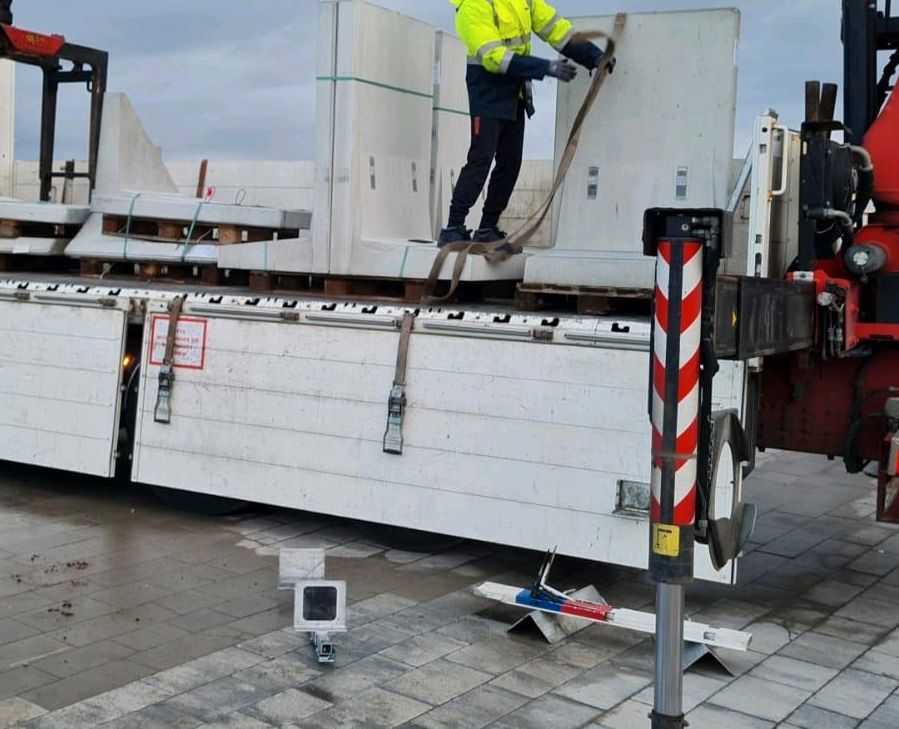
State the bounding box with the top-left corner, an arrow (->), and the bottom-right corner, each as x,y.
421,14 -> 627,304
180,201 -> 205,263
121,192 -> 143,261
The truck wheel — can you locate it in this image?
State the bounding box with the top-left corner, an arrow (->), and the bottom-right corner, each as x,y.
706,410 -> 757,571
150,486 -> 247,516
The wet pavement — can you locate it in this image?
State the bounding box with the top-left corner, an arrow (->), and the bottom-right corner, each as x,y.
1,452 -> 899,727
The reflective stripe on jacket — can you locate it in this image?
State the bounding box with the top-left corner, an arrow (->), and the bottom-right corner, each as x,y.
451,0 -> 574,120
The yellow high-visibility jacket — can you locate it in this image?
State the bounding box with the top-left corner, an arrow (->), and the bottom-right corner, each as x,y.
450,0 -> 599,120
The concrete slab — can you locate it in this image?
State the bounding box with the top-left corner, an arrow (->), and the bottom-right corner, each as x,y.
0,199 -> 90,225
91,193 -> 310,231
0,238 -> 70,256
216,235 -> 314,274
524,9 -> 740,290
0,198 -> 88,257
64,215 -> 221,264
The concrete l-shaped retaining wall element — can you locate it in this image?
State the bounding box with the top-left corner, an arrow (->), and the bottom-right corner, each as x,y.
94,94 -> 179,196
5,3 -> 743,288
0,60 -> 13,199
525,8 -> 741,290
65,93 -> 313,265
222,0 -> 527,282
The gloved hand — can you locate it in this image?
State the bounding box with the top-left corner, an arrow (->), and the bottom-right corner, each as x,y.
547,59 -> 577,82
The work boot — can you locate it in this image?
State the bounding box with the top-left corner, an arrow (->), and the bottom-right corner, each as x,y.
472,226 -> 508,243
473,227 -> 513,255
438,225 -> 471,248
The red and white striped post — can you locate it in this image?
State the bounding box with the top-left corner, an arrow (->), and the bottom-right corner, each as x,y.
643,210 -> 721,729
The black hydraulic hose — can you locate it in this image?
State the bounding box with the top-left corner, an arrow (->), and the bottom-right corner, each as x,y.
850,146 -> 875,221
877,50 -> 899,110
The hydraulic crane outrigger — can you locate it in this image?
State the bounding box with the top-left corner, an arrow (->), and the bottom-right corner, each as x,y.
647,1 -> 899,726
0,0 -> 107,201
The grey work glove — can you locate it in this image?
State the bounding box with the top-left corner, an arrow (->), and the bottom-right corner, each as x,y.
547,59 -> 577,82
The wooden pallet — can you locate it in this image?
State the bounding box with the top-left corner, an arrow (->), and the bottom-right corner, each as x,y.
515,283 -> 653,315
0,219 -> 81,240
249,272 -> 516,304
101,215 -> 299,245
78,259 -> 249,287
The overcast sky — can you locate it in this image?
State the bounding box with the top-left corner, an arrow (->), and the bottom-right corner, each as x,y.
9,0 -> 844,162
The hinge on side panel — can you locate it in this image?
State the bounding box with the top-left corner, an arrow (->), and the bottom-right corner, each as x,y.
383,313 -> 415,455
154,296 -> 185,424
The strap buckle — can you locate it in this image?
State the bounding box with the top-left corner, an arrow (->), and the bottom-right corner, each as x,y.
382,384 -> 407,455
154,365 -> 175,424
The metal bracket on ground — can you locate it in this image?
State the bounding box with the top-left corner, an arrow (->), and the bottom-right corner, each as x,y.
475,549 -> 751,672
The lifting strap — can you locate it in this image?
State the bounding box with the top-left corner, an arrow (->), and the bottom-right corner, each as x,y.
154,296 -> 186,424
422,13 -> 627,304
383,312 -> 415,455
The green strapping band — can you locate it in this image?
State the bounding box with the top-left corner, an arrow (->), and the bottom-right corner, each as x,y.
122,192 -> 142,261
180,201 -> 205,263
316,75 -> 434,100
399,246 -> 411,278
433,106 -> 470,118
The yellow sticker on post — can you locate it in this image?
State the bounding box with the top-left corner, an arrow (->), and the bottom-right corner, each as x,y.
652,524 -> 681,558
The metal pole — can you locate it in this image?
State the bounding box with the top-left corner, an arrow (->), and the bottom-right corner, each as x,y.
654,584 -> 685,721
644,212 -> 709,729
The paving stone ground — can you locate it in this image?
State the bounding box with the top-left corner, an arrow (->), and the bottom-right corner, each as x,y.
2,451 -> 899,728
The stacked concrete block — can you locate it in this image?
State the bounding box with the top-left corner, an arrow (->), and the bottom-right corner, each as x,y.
0,198 -> 90,256
67,94 -> 312,265
524,9 -> 741,290
0,60 -> 12,199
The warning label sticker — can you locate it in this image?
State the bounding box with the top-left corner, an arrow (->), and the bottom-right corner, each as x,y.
652,524 -> 681,558
149,315 -> 208,370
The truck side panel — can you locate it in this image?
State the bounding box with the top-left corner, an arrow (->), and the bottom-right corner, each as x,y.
0,298 -> 128,476
132,303 -> 744,582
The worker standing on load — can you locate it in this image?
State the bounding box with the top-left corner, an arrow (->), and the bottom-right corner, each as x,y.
439,0 -> 609,246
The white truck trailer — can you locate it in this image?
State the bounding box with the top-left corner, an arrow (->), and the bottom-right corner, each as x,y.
0,2 -> 773,585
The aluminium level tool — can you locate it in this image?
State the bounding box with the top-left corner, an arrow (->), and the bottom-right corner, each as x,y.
473,550 -> 751,653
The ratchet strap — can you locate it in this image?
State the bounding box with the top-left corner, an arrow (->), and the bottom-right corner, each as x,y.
383,312 -> 415,455
422,14 -> 627,304
154,296 -> 186,424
